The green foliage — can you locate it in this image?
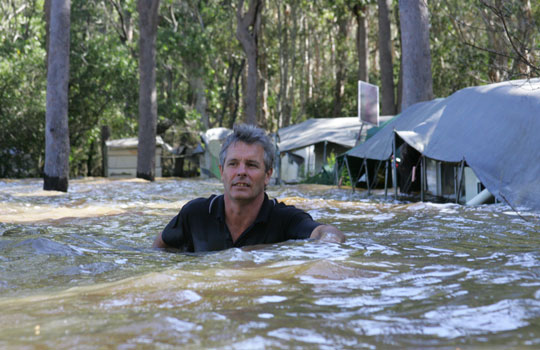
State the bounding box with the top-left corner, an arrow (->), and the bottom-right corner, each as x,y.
0,4 -> 46,177
1,0 -> 538,178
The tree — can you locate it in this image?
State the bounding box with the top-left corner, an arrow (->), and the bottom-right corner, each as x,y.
236,0 -> 263,125
137,0 -> 160,181
378,0 -> 396,115
399,0 -> 433,110
44,0 -> 71,192
332,6 -> 351,118
351,3 -> 368,82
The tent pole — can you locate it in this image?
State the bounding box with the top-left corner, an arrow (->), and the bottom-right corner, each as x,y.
454,162 -> 458,203
357,123 -> 365,145
335,158 -> 340,186
384,160 -> 389,199
364,158 -> 371,196
323,140 -> 328,166
456,159 -> 465,204
392,133 -> 398,199
274,133 -> 281,185
371,160 -> 383,189
344,155 -> 354,193
421,156 -> 425,202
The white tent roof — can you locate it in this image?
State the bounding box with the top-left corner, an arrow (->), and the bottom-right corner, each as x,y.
346,79 -> 540,211
278,117 -> 391,153
106,136 -> 166,149
200,127 -> 232,145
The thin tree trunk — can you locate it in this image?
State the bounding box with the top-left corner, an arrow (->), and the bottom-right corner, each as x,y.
514,0 -> 533,76
258,11 -> 269,128
218,59 -> 237,127
481,7 -> 507,82
378,0 -> 396,115
399,0 -> 433,110
137,0 -> 160,181
187,63 -> 209,129
236,0 -> 263,125
228,59 -> 245,129
332,14 -> 350,118
287,3 -> 299,125
44,0 -> 70,192
354,5 -> 368,82
394,1 -> 403,113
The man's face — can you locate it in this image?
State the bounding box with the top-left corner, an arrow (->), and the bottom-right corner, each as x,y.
219,141 -> 272,203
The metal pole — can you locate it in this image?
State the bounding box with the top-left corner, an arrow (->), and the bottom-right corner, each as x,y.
456,159 -> 465,204
384,159 -> 389,199
356,159 -> 366,190
344,155 -> 354,193
454,162 -> 458,203
364,158 -> 371,196
323,140 -> 328,166
356,123 -> 365,145
420,156 -> 425,202
392,133 -> 398,199
274,133 -> 281,185
335,157 -> 340,186
371,160 -> 383,190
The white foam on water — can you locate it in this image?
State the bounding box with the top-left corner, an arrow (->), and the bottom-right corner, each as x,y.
424,299 -> 530,336
268,327 -> 332,345
256,295 -> 287,304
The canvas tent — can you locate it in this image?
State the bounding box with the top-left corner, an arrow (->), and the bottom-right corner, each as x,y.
105,136 -> 170,177
343,79 -> 540,211
278,117 -> 391,183
199,127 -> 232,179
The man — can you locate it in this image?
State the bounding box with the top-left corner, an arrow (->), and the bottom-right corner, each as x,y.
153,124 -> 344,252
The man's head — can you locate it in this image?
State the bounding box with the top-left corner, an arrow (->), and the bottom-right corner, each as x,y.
219,124 -> 275,172
219,124 -> 274,203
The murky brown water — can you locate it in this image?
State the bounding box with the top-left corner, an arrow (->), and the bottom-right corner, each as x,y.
1,178 -> 539,349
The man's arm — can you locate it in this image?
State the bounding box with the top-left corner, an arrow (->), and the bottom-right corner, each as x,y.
152,232 -> 169,248
310,224 -> 345,243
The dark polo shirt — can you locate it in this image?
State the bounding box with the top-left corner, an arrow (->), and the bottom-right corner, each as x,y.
161,193 -> 322,252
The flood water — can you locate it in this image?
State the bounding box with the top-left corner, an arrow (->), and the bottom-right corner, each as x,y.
0,178 -> 539,349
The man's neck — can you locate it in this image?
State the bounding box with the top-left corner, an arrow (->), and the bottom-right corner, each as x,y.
224,193 -> 265,242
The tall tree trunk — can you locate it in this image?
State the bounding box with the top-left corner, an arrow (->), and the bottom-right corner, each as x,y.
191,74 -> 209,129
481,7 -> 508,82
44,0 -> 70,192
514,0 -> 533,76
378,0 -> 396,115
353,5 -> 368,82
236,0 -> 263,125
394,1 -> 403,113
137,0 -> 160,181
332,14 -> 350,118
277,1 -> 297,128
399,0 -> 433,110
301,12 -> 313,115
258,11 -> 269,129
187,61 -> 209,129
287,4 -> 299,125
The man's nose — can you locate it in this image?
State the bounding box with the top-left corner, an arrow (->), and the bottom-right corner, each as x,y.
236,162 -> 247,175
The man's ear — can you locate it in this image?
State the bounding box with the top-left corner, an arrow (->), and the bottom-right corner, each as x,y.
264,168 -> 273,185
219,165 -> 223,178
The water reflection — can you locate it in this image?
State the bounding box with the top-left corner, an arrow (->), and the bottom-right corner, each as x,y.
0,178 -> 539,349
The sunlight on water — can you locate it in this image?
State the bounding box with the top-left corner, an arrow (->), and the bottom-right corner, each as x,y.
0,178 -> 539,349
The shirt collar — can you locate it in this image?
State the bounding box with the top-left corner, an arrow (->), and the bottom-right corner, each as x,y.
212,193 -> 273,224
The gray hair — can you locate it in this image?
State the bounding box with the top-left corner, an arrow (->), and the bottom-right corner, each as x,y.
219,124 -> 275,172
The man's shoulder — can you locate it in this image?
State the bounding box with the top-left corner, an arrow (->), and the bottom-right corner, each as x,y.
181,195 -> 221,214
271,199 -> 311,218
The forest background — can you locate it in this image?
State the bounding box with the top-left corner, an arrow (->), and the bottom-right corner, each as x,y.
1,0 -> 539,180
